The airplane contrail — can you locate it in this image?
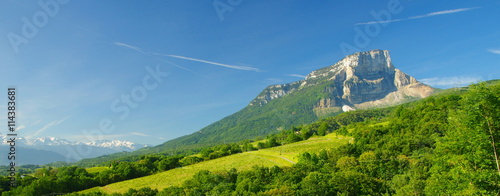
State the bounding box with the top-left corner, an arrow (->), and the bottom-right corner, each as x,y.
156,53 -> 260,72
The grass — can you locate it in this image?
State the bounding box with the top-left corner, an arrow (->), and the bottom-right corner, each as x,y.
254,134 -> 351,163
79,133 -> 350,194
85,167 -> 109,174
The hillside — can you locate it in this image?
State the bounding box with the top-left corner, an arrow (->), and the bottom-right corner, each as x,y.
79,133 -> 351,194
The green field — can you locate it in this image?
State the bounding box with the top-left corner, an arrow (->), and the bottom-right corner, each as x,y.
80,133 -> 351,194
85,167 -> 109,174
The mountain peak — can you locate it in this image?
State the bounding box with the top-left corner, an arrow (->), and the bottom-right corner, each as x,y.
251,49 -> 433,109
306,49 -> 394,81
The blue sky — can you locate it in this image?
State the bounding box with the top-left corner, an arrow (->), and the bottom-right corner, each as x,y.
0,0 -> 499,145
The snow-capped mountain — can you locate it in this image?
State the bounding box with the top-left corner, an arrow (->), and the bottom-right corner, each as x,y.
24,136 -> 73,146
84,140 -> 148,151
0,135 -> 150,165
1,136 -> 148,150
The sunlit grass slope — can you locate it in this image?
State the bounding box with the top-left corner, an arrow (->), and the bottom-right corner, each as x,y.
85,167 -> 109,174
80,133 -> 351,194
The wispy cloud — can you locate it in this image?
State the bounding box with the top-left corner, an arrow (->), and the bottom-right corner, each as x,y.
115,41 -> 260,75
356,19 -> 404,25
488,49 -> 500,54
68,134 -> 129,142
31,116 -> 72,138
356,7 -> 480,25
114,41 -> 206,76
266,78 -> 284,84
130,132 -> 150,137
409,7 -> 479,19
287,74 -> 306,78
155,53 -> 260,72
114,42 -> 149,55
33,120 -> 42,125
16,125 -> 26,131
420,76 -> 482,87
69,132 -> 165,142
156,58 -> 209,77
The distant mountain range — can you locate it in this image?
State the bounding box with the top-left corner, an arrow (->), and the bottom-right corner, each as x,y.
0,136 -> 149,165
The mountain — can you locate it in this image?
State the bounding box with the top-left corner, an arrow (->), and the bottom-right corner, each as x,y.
251,49 -> 432,109
145,49 -> 434,153
0,136 -> 149,165
84,140 -> 142,151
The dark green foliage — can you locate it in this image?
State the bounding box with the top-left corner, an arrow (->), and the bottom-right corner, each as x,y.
257,142 -> 265,149
285,132 -> 302,143
265,136 -> 279,148
317,122 -> 329,136
1,155 -> 185,195
179,156 -> 203,166
156,156 -> 183,172
240,140 -> 256,152
123,187 -> 158,196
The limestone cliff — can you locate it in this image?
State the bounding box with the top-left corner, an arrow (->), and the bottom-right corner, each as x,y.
250,49 -> 433,113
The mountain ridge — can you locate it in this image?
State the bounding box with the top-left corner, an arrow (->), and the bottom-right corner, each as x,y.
149,49 -> 433,153
250,49 -> 433,110
0,136 -> 149,165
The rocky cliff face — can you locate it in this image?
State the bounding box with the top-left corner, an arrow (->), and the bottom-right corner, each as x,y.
249,81 -> 302,106
250,49 -> 433,112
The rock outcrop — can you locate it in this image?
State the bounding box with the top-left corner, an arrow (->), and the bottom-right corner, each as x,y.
250,49 -> 434,111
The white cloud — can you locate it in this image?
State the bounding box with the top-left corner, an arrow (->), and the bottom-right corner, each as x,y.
287,74 -> 306,78
420,76 -> 482,87
130,132 -> 150,137
30,116 -> 72,138
488,49 -> 500,54
155,53 -> 261,72
356,7 -> 480,25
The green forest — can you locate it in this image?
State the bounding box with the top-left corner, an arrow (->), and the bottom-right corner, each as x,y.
1,81 -> 500,195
